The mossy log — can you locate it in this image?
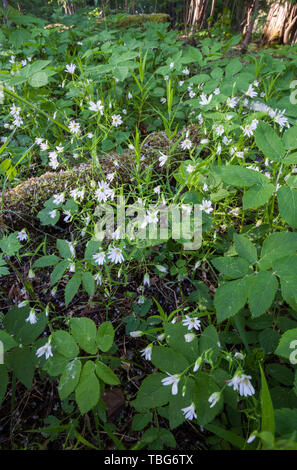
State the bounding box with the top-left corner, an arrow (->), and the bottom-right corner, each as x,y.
1,126 -> 200,231
97,13 -> 170,29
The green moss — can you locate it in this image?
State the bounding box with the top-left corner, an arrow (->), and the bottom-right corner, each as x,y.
97,13 -> 170,29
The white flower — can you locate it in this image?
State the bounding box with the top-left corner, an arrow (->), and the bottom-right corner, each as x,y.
63,210 -> 71,222
274,110 -> 288,128
180,138 -> 193,151
26,308 -> 37,325
68,121 -> 80,134
143,273 -> 150,287
28,269 -> 35,279
56,145 -> 64,153
93,251 -> 106,266
89,100 -> 104,115
141,344 -> 153,361
193,357 -> 202,372
226,97 -> 238,108
107,246 -> 124,264
130,330 -> 143,338
203,183 -> 208,192
182,315 -> 201,331
182,67 -> 190,75
36,341 -> 53,360
40,141 -> 49,151
169,61 -> 174,69
179,80 -> 184,87
111,114 -> 123,127
53,193 -> 65,205
181,403 -> 197,420
216,125 -> 224,136
159,152 -> 168,167
208,392 -> 220,408
243,124 -> 254,137
49,210 -> 57,219
94,273 -> 102,285
17,229 -> 27,242
199,93 -> 212,106
189,90 -> 196,99
245,84 -> 258,98
161,373 -> 180,395
186,164 -> 195,173
128,92 -> 132,99
227,372 -> 255,397
199,199 -> 213,214
214,88 -> 220,95
200,138 -> 209,145
247,433 -> 257,444
87,132 -> 94,139
95,180 -> 113,202
184,333 -> 196,343
65,63 -> 76,74
160,97 -> 166,104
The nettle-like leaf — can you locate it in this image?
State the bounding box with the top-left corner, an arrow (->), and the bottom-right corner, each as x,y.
37,207 -> 60,226
7,346 -> 36,389
247,271 -> 279,318
233,232 -> 257,265
255,121 -> 285,162
243,183 -> 275,210
3,306 -> 48,345
0,233 -> 22,257
82,271 -> 95,298
57,239 -> 74,259
194,372 -> 223,426
212,256 -> 250,279
283,124 -> 297,151
50,260 -> 69,286
214,165 -> 269,187
277,186 -> 297,229
33,255 -> 60,268
163,322 -> 198,363
275,328 -> 297,361
65,273 -> 82,307
0,255 -> 9,277
199,325 -> 220,362
151,346 -> 189,375
259,231 -> 297,271
133,373 -> 171,412
214,278 -> 248,323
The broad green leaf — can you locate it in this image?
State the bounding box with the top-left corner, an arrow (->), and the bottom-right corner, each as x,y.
277,186 -> 297,228
0,233 -> 21,256
280,277 -> 297,311
233,233 -> 257,265
214,165 -> 269,187
95,360 -> 120,385
273,254 -> 297,279
194,372 -> 223,426
255,121 -> 285,162
243,183 -> 274,210
214,278 -> 248,323
70,318 -> 97,354
57,239 -> 73,259
7,347 -> 35,389
204,423 -> 245,449
0,330 -> 18,351
33,255 -> 60,268
29,71 -> 48,88
58,359 -> 82,400
96,321 -> 114,352
212,256 -> 250,279
133,373 -> 171,411
75,361 -> 100,414
283,125 -> 297,151
259,232 -> 297,270
164,322 -> 198,363
247,271 -> 278,317
132,412 -> 153,431
199,325 -> 220,361
275,328 -> 297,361
3,306 -> 47,345
151,346 -> 189,374
52,331 -> 79,358
50,260 -> 69,286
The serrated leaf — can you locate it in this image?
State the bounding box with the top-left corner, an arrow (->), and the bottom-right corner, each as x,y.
243,183 -> 274,210
214,278 -> 248,323
82,272 -> 95,298
255,121 -> 285,162
277,186 -> 297,229
33,255 -> 60,268
50,260 -> 69,286
65,273 -> 81,307
247,271 -> 278,317
233,233 -> 257,264
212,256 -> 250,279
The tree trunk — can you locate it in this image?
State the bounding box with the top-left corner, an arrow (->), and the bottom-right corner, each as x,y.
241,0 -> 259,51
186,0 -> 210,30
208,0 -> 216,28
262,1 -> 297,45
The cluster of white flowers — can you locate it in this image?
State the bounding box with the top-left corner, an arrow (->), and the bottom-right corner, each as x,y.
93,246 -> 124,266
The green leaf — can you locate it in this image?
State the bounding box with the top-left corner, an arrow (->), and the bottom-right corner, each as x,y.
260,365 -> 275,437
52,331 -> 79,358
258,329 -> 280,354
247,271 -> 278,317
58,359 -> 82,401
280,277 -> 297,311
255,121 -> 285,162
132,412 -> 153,431
95,360 -> 120,385
65,273 -> 82,307
283,125 -> 297,151
164,322 -> 198,363
273,254 -> 297,279
0,233 -> 21,256
204,423 -> 245,449
212,256 -> 250,279
159,428 -> 176,448
75,361 -> 100,414
214,278 -> 248,323
243,183 -> 274,210
50,260 -> 69,286
82,272 -> 95,298
8,347 -> 35,389
214,165 -> 269,187
33,255 -> 60,268
194,372 -> 222,426
0,330 -> 18,351
3,306 -> 47,345
96,321 -> 114,352
277,186 -> 297,229
57,239 -> 73,259
259,232 -> 297,271
199,325 -> 220,361
133,374 -> 171,411
70,318 -> 98,354
151,346 -> 189,374
233,233 -> 257,264
275,328 -> 297,361
0,365 -> 9,405
29,71 -> 48,88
